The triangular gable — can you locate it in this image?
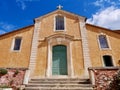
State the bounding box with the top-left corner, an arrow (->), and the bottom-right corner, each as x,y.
35,9 -> 86,22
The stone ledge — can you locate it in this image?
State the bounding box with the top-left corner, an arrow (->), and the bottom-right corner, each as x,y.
0,88 -> 12,90
0,67 -> 28,70
88,66 -> 120,70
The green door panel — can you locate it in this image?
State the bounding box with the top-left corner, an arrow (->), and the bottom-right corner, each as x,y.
52,45 -> 68,75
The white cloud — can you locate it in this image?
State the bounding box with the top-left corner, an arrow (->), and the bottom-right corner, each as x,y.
87,6 -> 120,30
16,0 -> 26,10
93,0 -> 104,7
0,22 -> 16,31
0,22 -> 16,35
0,30 -> 6,35
16,0 -> 40,10
92,0 -> 120,9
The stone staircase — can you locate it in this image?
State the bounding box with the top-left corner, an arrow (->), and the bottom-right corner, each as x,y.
25,78 -> 94,90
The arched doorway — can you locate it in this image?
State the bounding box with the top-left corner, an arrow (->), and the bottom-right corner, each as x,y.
46,35 -> 74,77
52,45 -> 68,75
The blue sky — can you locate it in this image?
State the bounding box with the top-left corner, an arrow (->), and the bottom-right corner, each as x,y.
0,0 -> 120,34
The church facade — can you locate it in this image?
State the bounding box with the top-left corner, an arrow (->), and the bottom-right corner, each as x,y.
0,7 -> 120,81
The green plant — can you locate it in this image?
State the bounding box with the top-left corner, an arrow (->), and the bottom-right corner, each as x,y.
0,85 -> 11,88
14,70 -> 19,75
0,68 -> 8,75
13,69 -> 19,77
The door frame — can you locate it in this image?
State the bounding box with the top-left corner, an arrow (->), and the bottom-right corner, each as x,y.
46,37 -> 74,78
52,45 -> 68,75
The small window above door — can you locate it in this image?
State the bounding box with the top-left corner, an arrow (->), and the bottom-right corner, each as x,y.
55,15 -> 65,31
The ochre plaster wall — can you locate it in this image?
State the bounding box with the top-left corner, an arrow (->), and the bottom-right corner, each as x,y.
86,24 -> 120,67
34,12 -> 84,77
39,12 -> 81,39
72,41 -> 84,77
34,41 -> 48,77
0,26 -> 34,68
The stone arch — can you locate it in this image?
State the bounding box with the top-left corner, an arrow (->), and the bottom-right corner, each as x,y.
46,34 -> 74,77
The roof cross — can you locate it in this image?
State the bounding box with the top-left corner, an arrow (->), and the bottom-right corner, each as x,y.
57,5 -> 63,9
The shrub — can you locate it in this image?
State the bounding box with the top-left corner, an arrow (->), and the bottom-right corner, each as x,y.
14,69 -> 19,75
0,84 -> 12,88
13,69 -> 19,77
0,85 -> 10,88
0,68 -> 8,75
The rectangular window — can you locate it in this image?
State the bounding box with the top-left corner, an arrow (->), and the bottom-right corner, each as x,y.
103,55 -> 113,67
98,35 -> 109,49
56,16 -> 64,30
13,37 -> 22,51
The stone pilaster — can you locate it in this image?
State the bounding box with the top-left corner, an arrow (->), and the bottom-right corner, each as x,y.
29,21 -> 41,78
79,20 -> 91,78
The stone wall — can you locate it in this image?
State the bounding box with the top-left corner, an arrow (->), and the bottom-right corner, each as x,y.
88,67 -> 119,90
0,68 -> 27,89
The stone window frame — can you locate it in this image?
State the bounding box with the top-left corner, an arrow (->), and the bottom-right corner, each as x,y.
101,55 -> 116,67
11,36 -> 22,52
54,14 -> 66,32
97,33 -> 111,50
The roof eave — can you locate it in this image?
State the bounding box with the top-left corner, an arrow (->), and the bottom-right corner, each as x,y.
0,25 -> 34,37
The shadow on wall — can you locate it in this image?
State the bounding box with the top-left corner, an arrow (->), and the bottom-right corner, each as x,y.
38,41 -> 47,48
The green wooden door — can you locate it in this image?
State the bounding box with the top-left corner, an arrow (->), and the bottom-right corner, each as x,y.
52,45 -> 68,75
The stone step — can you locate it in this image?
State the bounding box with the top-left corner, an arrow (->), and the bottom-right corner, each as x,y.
25,78 -> 93,90
25,87 -> 93,90
30,78 -> 90,82
29,81 -> 90,84
26,84 -> 92,87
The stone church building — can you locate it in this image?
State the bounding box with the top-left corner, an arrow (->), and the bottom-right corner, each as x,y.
0,6 -> 120,89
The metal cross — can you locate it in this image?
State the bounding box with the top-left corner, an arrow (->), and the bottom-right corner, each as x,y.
57,5 -> 63,9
